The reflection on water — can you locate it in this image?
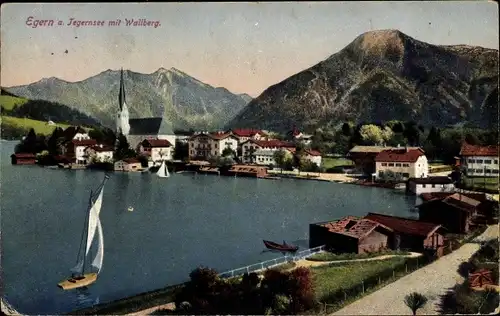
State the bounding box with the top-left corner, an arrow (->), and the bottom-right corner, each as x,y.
73,287 -> 99,310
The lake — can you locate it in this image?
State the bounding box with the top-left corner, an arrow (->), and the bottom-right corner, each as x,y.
0,140 -> 418,314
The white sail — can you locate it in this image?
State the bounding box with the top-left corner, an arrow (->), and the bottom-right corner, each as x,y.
70,261 -> 83,274
157,160 -> 167,178
91,217 -> 104,274
165,163 -> 170,178
85,186 -> 104,255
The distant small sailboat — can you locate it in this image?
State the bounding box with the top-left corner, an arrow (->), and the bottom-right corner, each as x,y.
156,160 -> 170,178
128,206 -> 134,212
58,174 -> 109,290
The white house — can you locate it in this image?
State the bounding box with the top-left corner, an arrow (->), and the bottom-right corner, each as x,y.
375,147 -> 428,180
304,149 -> 322,166
72,130 -> 90,141
289,125 -> 312,145
240,139 -> 296,163
188,132 -> 239,160
407,177 -> 456,195
84,144 -> 114,163
62,139 -> 97,164
230,128 -> 267,144
139,139 -> 173,165
459,143 -> 499,177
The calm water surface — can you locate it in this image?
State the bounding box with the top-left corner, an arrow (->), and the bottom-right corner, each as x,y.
0,140 -> 417,314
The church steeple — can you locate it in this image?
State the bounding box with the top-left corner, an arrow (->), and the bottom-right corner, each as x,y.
119,68 -> 126,111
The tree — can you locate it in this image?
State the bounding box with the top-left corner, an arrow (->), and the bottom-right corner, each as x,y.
404,292 -> 428,316
47,127 -> 65,155
222,147 -> 236,159
114,133 -> 135,161
341,122 -> 352,136
359,124 -> 385,145
288,267 -> 315,313
246,147 -> 257,164
403,121 -> 421,146
23,128 -> 38,153
273,149 -> 288,172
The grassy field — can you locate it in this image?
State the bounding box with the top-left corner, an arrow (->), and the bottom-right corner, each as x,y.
307,250 -> 410,262
322,157 -> 354,169
312,257 -> 406,301
0,95 -> 28,110
463,177 -> 499,192
1,115 -> 72,135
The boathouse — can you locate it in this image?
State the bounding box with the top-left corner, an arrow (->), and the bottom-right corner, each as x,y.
227,165 -> 268,178
10,153 -> 36,165
417,193 -> 480,234
309,216 -> 394,254
114,158 -> 142,172
406,176 -> 455,195
364,213 -> 446,256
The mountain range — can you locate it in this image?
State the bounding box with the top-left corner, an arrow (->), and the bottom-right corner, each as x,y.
227,29 -> 499,133
5,68 -> 252,133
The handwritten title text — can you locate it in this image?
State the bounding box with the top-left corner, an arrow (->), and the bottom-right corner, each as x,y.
25,17 -> 162,28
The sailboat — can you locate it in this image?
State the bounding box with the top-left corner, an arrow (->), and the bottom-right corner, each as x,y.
58,174 -> 109,290
156,160 -> 170,178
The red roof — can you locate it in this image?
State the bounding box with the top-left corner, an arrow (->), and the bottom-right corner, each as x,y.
86,144 -> 114,152
231,128 -> 265,137
122,158 -> 141,164
72,139 -> 97,146
364,213 -> 442,237
320,216 -> 393,239
306,150 -> 322,156
11,153 -> 36,158
142,139 -> 172,147
375,148 -> 425,163
210,131 -> 237,140
459,142 -> 498,157
245,139 -> 295,148
420,192 -> 489,203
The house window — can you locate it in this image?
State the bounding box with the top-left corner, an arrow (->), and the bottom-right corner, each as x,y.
402,173 -> 410,178
403,163 -> 410,167
395,163 -> 401,167
485,169 -> 491,174
468,159 -> 475,163
382,163 -> 387,166
476,159 -> 483,164
493,170 -> 499,174
495,160 -> 498,164
422,184 -> 426,188
431,184 -> 435,188
388,163 -> 394,167
484,160 -> 492,164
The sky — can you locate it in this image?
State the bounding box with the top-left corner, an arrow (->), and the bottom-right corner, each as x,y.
1,2 -> 498,97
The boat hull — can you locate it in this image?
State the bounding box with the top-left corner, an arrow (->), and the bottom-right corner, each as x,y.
263,240 -> 299,253
58,273 -> 97,290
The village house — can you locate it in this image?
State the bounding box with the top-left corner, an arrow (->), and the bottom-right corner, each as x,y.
406,176 -> 455,195
62,139 -> 97,165
10,153 -> 36,165
114,158 -> 143,172
304,149 -> 322,167
188,132 -> 239,160
309,216 -> 394,254
241,139 -> 296,164
347,146 -> 422,175
84,144 -> 114,163
288,125 -> 312,145
417,192 -> 480,234
364,213 -> 446,256
62,126 -> 90,141
375,147 -> 428,180
139,139 -> 173,165
229,128 -> 267,144
459,142 -> 499,177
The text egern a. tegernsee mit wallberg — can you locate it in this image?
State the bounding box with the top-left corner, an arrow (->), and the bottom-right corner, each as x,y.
25,17 -> 162,28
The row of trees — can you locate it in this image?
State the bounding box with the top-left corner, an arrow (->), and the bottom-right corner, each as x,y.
172,266 -> 315,315
309,120 -> 498,164
14,126 -> 138,163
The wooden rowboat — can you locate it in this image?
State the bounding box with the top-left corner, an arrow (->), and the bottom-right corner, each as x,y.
263,240 -> 299,253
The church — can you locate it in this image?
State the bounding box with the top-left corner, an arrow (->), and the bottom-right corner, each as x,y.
116,69 -> 175,150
